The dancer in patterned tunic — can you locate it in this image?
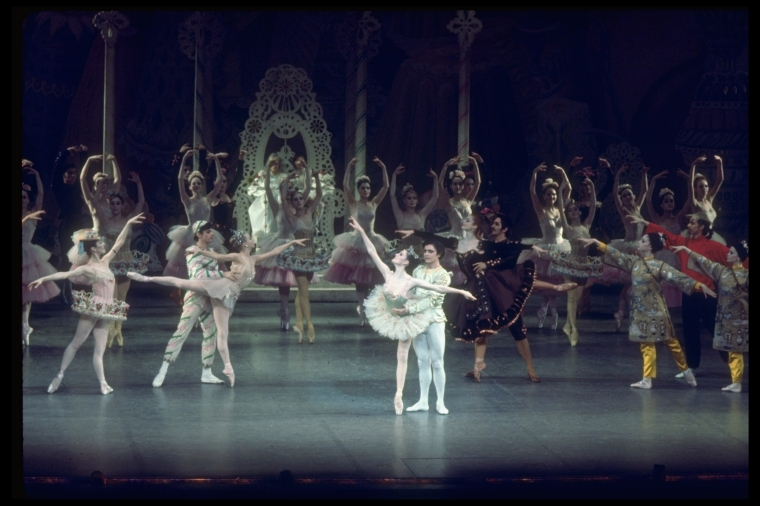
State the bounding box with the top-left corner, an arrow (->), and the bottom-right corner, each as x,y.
28,214 -> 144,395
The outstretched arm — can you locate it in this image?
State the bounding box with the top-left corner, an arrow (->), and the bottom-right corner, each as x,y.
178,150 -> 195,208
108,155 -> 122,195
28,264 -> 96,289
22,210 -> 45,225
418,170 -> 440,221
26,167 -> 44,212
264,161 -> 280,216
371,156 -> 390,205
708,154 -> 724,202
306,169 -> 322,216
408,278 -> 476,301
613,164 -> 626,217
390,164 -> 404,227
556,182 -> 570,232
437,156 -> 459,210
644,169 -> 659,222
688,155 -> 706,208
554,164 -> 572,202
252,238 -> 309,264
187,246 -> 243,265
295,157 -> 311,202
465,154 -> 482,201
348,216 -> 391,279
343,157 -> 358,208
530,163 -> 547,217
102,214 -> 145,264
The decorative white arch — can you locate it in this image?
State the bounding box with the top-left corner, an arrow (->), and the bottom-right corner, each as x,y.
233,64 -> 345,252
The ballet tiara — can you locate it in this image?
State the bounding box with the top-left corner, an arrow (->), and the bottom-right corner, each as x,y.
22,183 -> 31,192
230,229 -> 248,247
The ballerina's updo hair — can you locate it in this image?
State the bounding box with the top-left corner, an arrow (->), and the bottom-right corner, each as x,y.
694,172 -> 708,186
401,182 -> 416,197
355,174 -> 371,190
542,178 -> 559,195
646,232 -> 666,253
92,172 -> 113,189
618,183 -> 634,196
187,170 -> 205,184
732,240 -> 749,262
658,187 -> 675,202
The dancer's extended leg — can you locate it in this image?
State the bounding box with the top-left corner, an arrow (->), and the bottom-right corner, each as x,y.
128,272 -> 210,296
395,339 -> 413,414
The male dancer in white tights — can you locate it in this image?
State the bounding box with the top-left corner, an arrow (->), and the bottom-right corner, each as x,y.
152,221 -> 225,387
394,240 -> 450,415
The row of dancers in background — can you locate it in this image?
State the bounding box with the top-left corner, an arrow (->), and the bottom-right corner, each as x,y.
23,148 -> 748,406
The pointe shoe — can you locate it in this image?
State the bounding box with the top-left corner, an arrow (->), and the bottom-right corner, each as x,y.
562,321 -> 572,337
436,402 -> 449,415
551,310 -> 559,331
527,369 -> 541,383
394,393 -> 403,415
48,372 -> 64,393
357,305 -> 366,327
307,323 -> 315,344
22,323 -> 33,346
631,378 -> 652,389
537,306 -> 548,329
682,368 -> 697,387
153,365 -> 168,388
115,321 -> 124,347
100,381 -> 113,395
201,368 -> 225,384
294,325 -> 304,344
472,360 -> 486,383
721,382 -> 741,393
613,311 -> 624,332
569,326 -> 579,347
222,365 -> 235,387
278,308 -> 290,331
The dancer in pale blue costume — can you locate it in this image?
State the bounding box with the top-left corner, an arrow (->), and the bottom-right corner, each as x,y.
350,217 -> 475,415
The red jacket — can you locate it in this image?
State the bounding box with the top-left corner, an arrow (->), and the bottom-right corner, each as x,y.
645,223 -> 730,291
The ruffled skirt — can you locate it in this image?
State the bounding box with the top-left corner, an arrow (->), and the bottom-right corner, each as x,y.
323,230 -> 390,286
276,251 -> 330,273
253,234 -> 298,287
363,286 -> 436,341
71,291 -> 129,321
521,238 -> 570,282
22,243 -> 61,303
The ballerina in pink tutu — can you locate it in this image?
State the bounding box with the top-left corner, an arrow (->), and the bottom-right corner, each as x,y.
323,156 -> 391,326
21,162 -> 60,346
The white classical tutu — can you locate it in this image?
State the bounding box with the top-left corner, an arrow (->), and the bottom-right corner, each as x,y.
363,285 -> 434,341
521,237 -> 571,282
22,243 -> 61,303
323,230 -> 391,286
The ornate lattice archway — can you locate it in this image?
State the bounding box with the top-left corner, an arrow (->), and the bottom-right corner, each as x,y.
233,65 -> 345,251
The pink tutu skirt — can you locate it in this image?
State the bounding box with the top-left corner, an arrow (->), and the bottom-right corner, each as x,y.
22,243 -> 61,303
323,230 -> 390,286
253,234 -> 298,287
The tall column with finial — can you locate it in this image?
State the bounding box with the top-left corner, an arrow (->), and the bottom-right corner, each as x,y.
93,11 -> 129,174
178,12 -> 224,171
353,11 -> 380,186
447,11 -> 482,169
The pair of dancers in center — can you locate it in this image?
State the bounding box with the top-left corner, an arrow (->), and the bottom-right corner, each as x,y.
349,217 -> 476,415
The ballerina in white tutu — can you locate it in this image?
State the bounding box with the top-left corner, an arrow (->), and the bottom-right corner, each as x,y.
163,149 -> 227,279
350,217 -> 475,415
28,214 -> 145,395
21,162 -> 60,346
129,231 -> 307,387
323,156 -> 391,326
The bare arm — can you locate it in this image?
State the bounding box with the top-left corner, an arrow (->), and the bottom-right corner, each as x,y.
279,174 -> 296,228
437,157 -> 458,210
343,157 -> 358,208
264,163 -> 280,215
613,164 -> 626,218
371,156 -> 390,205
252,238 -> 308,264
583,179 -> 597,228
556,184 -> 570,231
306,169 -> 322,216
347,217 -> 391,279
408,278 -> 476,301
389,164 -> 404,227
80,155 -> 100,212
554,165 -> 572,202
205,153 -> 225,202
102,214 -> 145,264
178,150 -> 194,208
28,264 -> 96,289
708,154 -> 724,202
22,210 -> 45,225
295,157 -> 311,202
636,165 -> 648,210
188,247 -> 244,265
418,170 -> 440,220
689,155 -> 706,207
530,163 -> 547,217
27,167 -> 44,212
128,172 -> 145,217
643,169 -> 658,222
465,154 -> 481,201
108,155 -> 122,195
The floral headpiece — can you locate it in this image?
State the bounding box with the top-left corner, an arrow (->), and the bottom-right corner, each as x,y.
404,246 -> 419,259
401,183 -> 415,195
72,229 -> 102,254
740,240 -> 749,254
449,169 -> 466,181
22,183 -> 31,192
575,166 -> 597,179
230,228 -> 248,247
658,188 -> 675,199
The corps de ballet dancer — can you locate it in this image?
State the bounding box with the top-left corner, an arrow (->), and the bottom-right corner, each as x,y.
163,149 -> 227,279
579,233 -> 716,389
22,162 -> 60,346
389,163 -> 439,255
323,156 -> 391,326
671,240 -> 749,393
148,221 -> 233,387
685,154 -> 725,244
28,214 -> 145,395
129,230 -> 307,386
350,217 -> 475,415
275,164 -> 330,343
524,162 -> 572,330
551,179 -> 603,346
